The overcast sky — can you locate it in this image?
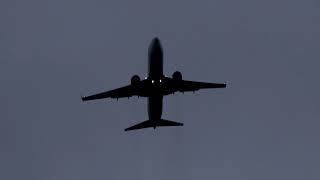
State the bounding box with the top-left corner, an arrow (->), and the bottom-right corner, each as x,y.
1,0 -> 320,180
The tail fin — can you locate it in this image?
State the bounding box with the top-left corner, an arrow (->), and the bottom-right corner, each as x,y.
124,119 -> 183,131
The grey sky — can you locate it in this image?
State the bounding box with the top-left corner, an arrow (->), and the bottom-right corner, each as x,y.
1,0 -> 320,179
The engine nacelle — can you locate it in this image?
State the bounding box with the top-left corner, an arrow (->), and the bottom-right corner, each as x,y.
131,75 -> 141,85
172,71 -> 182,81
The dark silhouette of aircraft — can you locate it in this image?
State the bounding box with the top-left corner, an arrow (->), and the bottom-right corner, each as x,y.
81,37 -> 226,131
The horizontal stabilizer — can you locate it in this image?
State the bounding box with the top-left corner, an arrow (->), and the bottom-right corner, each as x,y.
125,120 -> 153,131
125,119 -> 183,131
157,119 -> 183,127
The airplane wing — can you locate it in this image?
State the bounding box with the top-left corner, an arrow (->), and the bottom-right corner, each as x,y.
173,79 -> 226,93
81,80 -> 146,101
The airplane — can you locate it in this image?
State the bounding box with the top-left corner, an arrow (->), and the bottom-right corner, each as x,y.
81,37 -> 226,131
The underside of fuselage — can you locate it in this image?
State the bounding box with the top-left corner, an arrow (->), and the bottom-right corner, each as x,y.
148,37 -> 164,80
147,37 -> 165,124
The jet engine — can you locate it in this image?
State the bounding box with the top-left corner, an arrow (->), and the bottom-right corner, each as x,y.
131,75 -> 141,85
172,71 -> 182,81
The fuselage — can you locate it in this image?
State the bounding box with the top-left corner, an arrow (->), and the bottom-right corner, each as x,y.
148,37 -> 164,79
147,37 -> 164,127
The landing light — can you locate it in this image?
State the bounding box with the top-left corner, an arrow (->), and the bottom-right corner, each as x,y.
159,79 -> 162,83
152,80 -> 154,83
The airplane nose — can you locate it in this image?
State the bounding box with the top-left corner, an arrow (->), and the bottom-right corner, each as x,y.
152,37 -> 160,46
148,37 -> 162,54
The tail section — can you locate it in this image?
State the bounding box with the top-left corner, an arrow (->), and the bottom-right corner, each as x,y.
157,119 -> 183,127
125,120 -> 153,131
125,119 -> 183,131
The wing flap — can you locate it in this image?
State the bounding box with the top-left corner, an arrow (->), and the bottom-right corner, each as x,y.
81,80 -> 148,101
81,85 -> 134,101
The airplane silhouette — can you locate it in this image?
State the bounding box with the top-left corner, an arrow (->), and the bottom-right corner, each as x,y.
82,37 -> 226,131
